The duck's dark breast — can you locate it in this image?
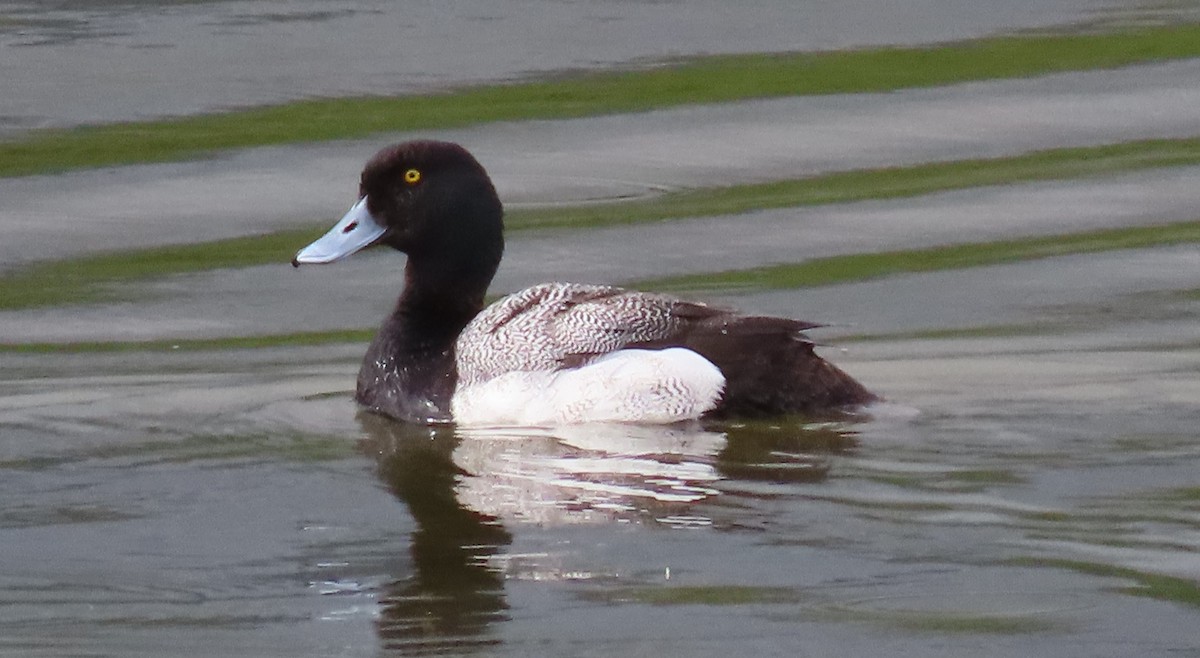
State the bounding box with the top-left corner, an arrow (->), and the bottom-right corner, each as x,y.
356,315 -> 460,424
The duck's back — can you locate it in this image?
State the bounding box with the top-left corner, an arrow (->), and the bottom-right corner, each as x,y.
454,283 -> 876,419
455,283 -> 688,387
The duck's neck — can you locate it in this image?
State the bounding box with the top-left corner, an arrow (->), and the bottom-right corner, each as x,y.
394,252 -> 493,343
355,246 -> 500,422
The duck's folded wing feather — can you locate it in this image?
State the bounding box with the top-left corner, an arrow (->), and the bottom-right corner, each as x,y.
457,283 -> 711,384
456,283 -> 830,387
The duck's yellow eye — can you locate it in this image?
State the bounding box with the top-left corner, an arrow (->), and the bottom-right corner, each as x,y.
403,168 -> 422,184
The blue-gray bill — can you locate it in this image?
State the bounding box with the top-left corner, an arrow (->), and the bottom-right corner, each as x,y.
292,197 -> 386,266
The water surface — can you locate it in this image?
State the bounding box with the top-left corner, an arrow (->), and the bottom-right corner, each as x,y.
2,1 -> 1199,655
0,0 -> 1127,134
2,260 -> 1198,655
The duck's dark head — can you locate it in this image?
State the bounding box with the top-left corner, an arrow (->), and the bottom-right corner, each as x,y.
293,140 -> 504,305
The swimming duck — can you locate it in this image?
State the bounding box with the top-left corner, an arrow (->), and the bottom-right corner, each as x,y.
293,140 -> 876,425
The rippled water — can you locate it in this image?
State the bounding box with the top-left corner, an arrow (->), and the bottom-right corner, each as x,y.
3,0 -> 1200,655
0,0 -> 1125,134
2,257 -> 1198,655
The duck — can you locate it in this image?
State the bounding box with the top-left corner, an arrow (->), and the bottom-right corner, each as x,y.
293,140 -> 876,426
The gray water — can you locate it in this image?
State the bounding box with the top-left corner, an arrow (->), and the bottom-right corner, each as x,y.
3,257 -> 1198,656
4,59 -> 1200,270
3,1 -> 1200,656
0,0 -> 1128,134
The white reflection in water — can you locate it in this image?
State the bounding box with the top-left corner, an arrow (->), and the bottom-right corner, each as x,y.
451,424 -> 726,525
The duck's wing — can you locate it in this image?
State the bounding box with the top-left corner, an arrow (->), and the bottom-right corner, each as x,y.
634,305 -> 825,348
456,283 -> 729,385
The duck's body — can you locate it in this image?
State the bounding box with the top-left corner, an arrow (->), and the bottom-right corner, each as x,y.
294,140 -> 876,426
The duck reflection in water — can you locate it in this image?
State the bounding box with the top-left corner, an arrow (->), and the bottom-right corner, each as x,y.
357,412 -> 860,651
360,416 -> 510,652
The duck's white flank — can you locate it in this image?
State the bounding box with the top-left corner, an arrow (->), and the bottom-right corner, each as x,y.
450,348 -> 725,426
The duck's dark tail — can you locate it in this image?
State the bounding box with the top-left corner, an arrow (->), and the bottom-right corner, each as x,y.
673,315 -> 878,418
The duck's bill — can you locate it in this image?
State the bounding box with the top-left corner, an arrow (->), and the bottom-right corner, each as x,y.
292,197 -> 387,266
